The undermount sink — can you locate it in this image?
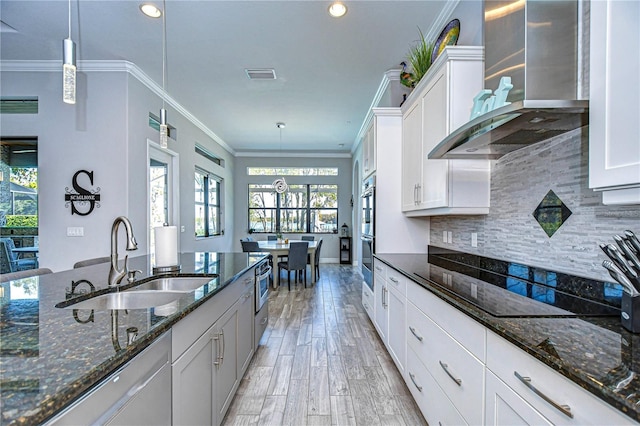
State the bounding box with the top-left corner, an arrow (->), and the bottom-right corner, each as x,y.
132,276 -> 213,292
62,290 -> 183,310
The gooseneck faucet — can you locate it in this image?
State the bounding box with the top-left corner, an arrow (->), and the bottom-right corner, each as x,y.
108,216 -> 138,287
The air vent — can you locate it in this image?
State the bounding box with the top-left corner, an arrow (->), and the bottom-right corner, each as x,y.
245,69 -> 277,80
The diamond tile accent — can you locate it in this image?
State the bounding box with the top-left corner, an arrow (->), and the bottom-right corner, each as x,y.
533,190 -> 572,237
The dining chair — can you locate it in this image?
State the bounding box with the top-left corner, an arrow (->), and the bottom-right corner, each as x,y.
73,256 -> 111,269
308,239 -> 323,281
301,236 -> 315,241
277,241 -> 308,290
241,240 -> 261,252
0,237 -> 37,272
267,235 -> 277,241
1,267 -> 53,282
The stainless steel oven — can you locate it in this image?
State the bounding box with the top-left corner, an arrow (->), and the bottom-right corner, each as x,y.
255,260 -> 271,314
361,176 -> 375,290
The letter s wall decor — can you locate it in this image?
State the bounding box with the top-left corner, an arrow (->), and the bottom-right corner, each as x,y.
64,170 -> 101,215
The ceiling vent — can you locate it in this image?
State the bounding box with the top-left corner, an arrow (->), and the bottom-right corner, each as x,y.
245,69 -> 277,80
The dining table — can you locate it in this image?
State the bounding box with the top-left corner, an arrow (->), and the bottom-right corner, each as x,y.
257,240 -> 318,288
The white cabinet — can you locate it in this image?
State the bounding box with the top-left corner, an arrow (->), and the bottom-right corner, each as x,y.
46,332 -> 172,426
237,281 -> 255,377
362,122 -> 376,178
401,46 -> 491,216
486,331 -> 636,425
373,260 -> 406,374
215,302 -> 239,421
362,281 -> 374,321
589,0 -> 640,205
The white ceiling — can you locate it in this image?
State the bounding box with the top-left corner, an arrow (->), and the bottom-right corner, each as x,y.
0,0 -> 479,155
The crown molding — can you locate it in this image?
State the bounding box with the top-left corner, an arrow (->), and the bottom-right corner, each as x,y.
424,0 -> 460,43
0,59 -> 236,156
235,151 -> 352,159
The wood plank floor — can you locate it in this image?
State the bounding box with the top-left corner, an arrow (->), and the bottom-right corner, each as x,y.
222,264 -> 427,426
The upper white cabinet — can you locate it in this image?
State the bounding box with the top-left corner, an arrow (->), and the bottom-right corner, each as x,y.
401,46 -> 491,216
362,122 -> 376,178
589,0 -> 640,205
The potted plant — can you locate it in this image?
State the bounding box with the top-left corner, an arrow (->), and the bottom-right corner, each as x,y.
276,232 -> 283,244
401,27 -> 434,89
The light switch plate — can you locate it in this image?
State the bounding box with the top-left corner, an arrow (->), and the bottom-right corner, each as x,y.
447,231 -> 453,244
67,226 -> 84,237
443,231 -> 447,243
471,232 -> 478,247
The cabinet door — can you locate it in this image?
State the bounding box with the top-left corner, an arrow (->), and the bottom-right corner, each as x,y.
420,69 -> 449,209
374,281 -> 388,342
402,101 -> 423,211
363,122 -> 375,177
387,287 -> 406,373
589,0 -> 640,204
237,288 -> 255,378
215,304 -> 239,423
485,370 -> 552,426
172,330 -> 215,425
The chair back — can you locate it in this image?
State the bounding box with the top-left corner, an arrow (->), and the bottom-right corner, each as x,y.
314,239 -> 323,264
267,235 -> 277,241
2,267 -> 52,283
301,236 -> 315,241
0,239 -> 12,274
74,256 -> 110,269
287,241 -> 308,269
241,240 -> 260,252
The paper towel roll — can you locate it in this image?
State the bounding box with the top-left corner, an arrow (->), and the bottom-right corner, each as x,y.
154,225 -> 178,267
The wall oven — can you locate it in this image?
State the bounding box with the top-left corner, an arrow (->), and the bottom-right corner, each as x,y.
255,259 -> 271,314
361,176 -> 375,290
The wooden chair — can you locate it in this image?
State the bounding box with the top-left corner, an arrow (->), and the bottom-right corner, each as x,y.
308,239 -> 323,281
277,241 -> 308,290
73,256 -> 110,269
2,267 -> 52,282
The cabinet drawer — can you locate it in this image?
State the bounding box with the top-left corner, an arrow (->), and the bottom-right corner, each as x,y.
386,268 -> 406,297
373,260 -> 387,278
408,301 -> 484,425
406,346 -> 468,426
487,331 -> 635,425
362,283 -> 374,321
407,279 -> 485,361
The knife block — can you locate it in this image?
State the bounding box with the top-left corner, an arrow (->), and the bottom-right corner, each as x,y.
621,293 -> 640,333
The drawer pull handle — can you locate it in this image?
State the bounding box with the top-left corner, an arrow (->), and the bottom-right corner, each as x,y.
514,371 -> 573,418
389,277 -> 399,283
409,326 -> 423,342
260,317 -> 268,325
439,361 -> 462,386
409,372 -> 423,392
375,266 -> 383,272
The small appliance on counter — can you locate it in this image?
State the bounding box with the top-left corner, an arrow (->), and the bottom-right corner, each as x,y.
153,224 -> 180,273
600,230 -> 640,332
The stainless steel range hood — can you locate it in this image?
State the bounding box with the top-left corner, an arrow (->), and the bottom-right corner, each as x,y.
429,0 -> 588,160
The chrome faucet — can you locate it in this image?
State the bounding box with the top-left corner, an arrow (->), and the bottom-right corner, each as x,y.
108,216 -> 138,287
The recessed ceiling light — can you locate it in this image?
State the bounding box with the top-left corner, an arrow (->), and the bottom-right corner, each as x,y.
328,2 -> 347,18
140,3 -> 162,18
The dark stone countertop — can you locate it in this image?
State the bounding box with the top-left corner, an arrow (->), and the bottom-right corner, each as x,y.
0,252 -> 268,425
374,252 -> 640,423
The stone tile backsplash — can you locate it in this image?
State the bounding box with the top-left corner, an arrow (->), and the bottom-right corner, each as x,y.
430,128 -> 640,282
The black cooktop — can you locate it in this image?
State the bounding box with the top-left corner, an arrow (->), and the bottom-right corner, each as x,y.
412,247 -> 621,318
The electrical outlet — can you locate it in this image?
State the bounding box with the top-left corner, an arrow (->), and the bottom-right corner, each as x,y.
470,283 -> 478,299
471,232 -> 478,247
67,226 -> 84,237
447,231 -> 453,244
443,231 -> 447,243
180,226 -> 185,233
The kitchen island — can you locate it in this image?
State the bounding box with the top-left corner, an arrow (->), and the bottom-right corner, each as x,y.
374,250 -> 640,424
0,252 -> 268,425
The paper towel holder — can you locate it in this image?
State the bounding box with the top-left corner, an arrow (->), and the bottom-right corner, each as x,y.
153,223 -> 180,274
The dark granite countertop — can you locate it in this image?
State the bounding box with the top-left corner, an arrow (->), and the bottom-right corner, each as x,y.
0,252 -> 268,425
375,251 -> 640,423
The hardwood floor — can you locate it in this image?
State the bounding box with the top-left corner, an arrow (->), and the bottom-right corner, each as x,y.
222,264 -> 427,426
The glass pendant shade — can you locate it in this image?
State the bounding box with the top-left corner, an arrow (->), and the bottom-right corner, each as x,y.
272,177 -> 288,194
62,38 -> 76,104
159,108 -> 168,148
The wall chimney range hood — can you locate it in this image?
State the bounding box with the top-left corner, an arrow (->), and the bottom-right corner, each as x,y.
429,0 -> 588,160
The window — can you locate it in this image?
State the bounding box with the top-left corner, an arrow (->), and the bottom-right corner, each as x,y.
195,169 -> 222,237
248,184 -> 337,233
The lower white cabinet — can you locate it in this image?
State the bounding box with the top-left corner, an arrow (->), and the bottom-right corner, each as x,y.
362,282 -> 374,321
237,283 -> 255,377
373,260 -> 406,373
485,369 -> 552,426
373,262 -> 388,342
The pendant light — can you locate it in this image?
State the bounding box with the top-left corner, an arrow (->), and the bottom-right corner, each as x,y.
62,0 -> 76,104
272,123 -> 288,194
159,0 -> 169,148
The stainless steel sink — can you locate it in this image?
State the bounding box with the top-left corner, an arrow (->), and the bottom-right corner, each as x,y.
132,276 -> 213,292
62,290 -> 183,310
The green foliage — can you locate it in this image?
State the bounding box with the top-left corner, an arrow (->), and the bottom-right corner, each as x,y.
5,215 -> 38,227
407,27 -> 435,86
